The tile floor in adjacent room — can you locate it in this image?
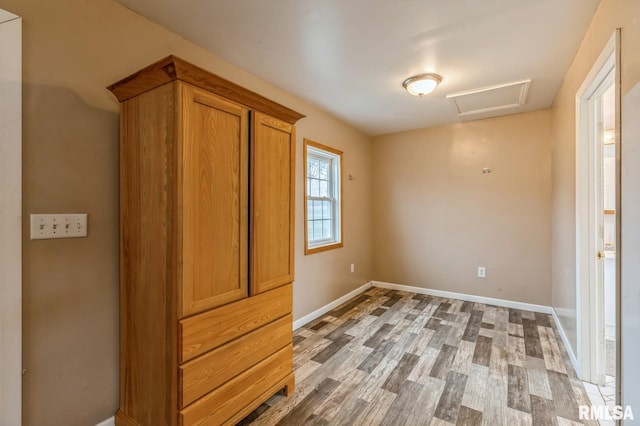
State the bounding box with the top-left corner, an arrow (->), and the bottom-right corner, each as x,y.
583,376 -> 617,426
239,287 -> 597,425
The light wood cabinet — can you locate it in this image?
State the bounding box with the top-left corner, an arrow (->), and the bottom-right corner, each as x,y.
108,56 -> 303,426
251,112 -> 296,295
181,84 -> 249,317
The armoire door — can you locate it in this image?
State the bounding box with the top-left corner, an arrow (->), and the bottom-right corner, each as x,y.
180,84 -> 249,317
250,111 -> 295,295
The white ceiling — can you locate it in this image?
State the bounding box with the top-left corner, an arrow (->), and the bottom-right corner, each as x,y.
117,0 -> 600,136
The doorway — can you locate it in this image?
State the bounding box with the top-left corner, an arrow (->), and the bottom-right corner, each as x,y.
576,29 -> 620,406
601,84 -> 616,384
0,7 -> 22,426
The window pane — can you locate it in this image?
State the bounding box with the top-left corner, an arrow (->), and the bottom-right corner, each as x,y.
312,201 -> 322,219
323,200 -> 332,219
307,200 -> 314,220
322,220 -> 332,239
319,160 -> 329,179
310,179 -> 319,196
308,158 -> 319,178
319,180 -> 328,197
313,220 -> 323,240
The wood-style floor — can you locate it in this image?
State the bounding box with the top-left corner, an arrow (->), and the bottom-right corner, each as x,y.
239,287 -> 596,425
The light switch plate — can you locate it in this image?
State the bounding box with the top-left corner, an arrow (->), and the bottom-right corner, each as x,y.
477,266 -> 486,278
30,214 -> 88,240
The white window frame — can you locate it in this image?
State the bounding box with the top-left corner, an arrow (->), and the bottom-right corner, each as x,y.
304,139 -> 343,254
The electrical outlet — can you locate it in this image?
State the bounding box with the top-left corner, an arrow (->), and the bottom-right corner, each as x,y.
30,214 -> 88,240
477,266 -> 486,278
350,263 -> 355,273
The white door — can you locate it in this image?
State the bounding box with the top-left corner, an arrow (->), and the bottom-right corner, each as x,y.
0,8 -> 22,426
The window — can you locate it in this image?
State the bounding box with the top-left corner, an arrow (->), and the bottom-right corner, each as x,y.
304,139 -> 343,254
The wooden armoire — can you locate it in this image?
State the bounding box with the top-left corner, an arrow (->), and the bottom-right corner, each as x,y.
108,56 -> 304,426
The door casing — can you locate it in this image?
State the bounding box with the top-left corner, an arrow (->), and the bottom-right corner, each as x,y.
575,29 -> 621,397
0,8 -> 22,426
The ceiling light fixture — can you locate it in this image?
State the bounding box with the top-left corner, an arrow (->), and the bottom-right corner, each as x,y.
402,73 -> 442,97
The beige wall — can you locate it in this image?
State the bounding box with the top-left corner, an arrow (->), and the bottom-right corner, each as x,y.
549,0 -> 640,411
294,117 -> 373,320
8,0 -> 639,422
1,0 -> 372,424
372,110 -> 552,306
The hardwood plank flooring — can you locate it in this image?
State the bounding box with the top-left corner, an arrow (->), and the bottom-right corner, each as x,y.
239,288 -> 596,425
457,405 -> 483,425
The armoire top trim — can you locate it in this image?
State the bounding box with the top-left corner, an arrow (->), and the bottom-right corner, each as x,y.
107,55 -> 305,124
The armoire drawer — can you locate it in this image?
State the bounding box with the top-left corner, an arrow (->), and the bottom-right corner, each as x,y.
180,346 -> 293,426
179,284 -> 292,362
179,314 -> 292,408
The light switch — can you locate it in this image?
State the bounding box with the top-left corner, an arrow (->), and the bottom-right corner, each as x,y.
30,214 -> 88,240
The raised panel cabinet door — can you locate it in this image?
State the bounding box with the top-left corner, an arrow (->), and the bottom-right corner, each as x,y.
180,84 -> 249,317
250,112 -> 295,295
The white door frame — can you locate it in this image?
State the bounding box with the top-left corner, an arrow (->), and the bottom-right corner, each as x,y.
575,30 -> 620,387
0,8 -> 22,426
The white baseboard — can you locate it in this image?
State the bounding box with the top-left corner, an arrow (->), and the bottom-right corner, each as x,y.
551,307 -> 580,376
293,281 -> 373,330
95,417 -> 114,426
371,281 -> 553,314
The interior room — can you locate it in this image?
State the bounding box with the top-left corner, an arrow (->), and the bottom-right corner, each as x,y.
1,0 -> 640,425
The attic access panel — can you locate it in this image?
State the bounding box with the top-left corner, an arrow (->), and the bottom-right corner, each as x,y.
447,79 -> 530,117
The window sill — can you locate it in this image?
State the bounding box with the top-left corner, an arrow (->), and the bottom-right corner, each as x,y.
305,242 -> 343,255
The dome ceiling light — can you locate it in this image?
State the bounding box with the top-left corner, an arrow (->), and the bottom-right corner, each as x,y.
402,73 -> 442,97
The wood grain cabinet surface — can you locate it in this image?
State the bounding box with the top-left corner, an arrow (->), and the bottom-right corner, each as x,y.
108,56 -> 303,426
